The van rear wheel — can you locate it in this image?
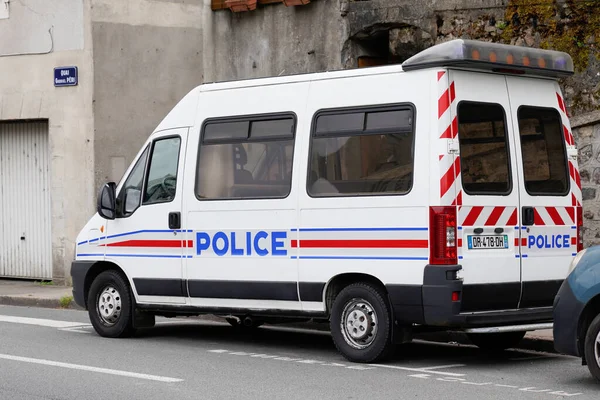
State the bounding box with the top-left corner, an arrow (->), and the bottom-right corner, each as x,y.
88,270 -> 136,338
330,283 -> 394,363
467,331 -> 526,352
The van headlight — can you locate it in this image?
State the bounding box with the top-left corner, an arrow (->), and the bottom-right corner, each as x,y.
568,248 -> 587,274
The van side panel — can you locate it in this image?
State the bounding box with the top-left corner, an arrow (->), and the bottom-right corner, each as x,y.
182,82 -> 311,311
297,70 -> 432,315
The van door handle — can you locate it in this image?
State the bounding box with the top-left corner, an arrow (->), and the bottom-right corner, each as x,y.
169,212 -> 181,230
522,207 -> 534,226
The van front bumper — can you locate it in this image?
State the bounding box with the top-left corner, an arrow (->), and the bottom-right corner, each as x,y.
387,265 -> 554,328
70,261 -> 96,309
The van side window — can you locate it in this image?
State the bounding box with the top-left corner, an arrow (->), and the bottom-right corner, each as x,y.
116,145 -> 149,217
517,106 -> 569,196
143,137 -> 181,205
196,115 -> 295,200
308,105 -> 414,197
457,102 -> 511,195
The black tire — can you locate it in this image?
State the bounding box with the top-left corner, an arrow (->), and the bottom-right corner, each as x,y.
330,282 -> 394,363
583,313 -> 600,382
88,270 -> 136,338
467,331 -> 526,352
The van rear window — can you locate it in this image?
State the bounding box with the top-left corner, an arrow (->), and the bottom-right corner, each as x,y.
517,106 -> 569,196
457,102 -> 512,195
308,105 -> 415,197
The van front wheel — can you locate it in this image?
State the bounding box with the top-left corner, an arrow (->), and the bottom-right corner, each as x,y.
467,331 -> 526,352
88,270 -> 136,338
330,283 -> 394,363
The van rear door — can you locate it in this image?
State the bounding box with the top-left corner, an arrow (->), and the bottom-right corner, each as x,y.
448,70 -> 522,312
506,77 -> 580,309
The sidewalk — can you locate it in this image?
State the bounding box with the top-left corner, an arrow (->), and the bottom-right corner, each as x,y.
0,279 -> 555,349
0,279 -> 80,309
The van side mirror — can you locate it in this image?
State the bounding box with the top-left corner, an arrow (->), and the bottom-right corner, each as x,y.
97,182 -> 117,220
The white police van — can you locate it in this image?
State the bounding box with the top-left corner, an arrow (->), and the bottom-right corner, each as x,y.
72,39 -> 583,363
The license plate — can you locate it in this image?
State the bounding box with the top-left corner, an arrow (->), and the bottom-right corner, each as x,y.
467,235 -> 509,250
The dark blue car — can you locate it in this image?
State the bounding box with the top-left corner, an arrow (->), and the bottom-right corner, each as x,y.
554,246 -> 600,381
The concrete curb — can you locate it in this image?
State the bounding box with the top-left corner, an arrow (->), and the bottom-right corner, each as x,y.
0,296 -> 84,310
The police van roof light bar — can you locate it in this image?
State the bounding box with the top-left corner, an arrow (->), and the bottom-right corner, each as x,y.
402,39 -> 574,78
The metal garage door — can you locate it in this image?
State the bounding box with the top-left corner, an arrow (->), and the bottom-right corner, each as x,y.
0,121 -> 52,279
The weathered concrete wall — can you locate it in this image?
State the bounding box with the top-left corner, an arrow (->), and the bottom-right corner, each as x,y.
0,0 -> 94,284
572,113 -> 600,247
90,0 -> 204,188
205,0 -> 344,83
90,0 -> 343,190
0,0 -> 85,55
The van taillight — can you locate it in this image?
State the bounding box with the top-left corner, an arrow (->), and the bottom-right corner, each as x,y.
577,206 -> 583,252
429,206 -> 458,265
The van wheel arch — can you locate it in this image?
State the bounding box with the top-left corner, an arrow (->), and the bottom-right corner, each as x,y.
325,273 -> 389,316
84,261 -> 132,309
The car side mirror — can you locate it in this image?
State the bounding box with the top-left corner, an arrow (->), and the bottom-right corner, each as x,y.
97,182 -> 117,220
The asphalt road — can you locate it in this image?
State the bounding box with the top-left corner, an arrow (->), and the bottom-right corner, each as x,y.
0,305 -> 597,400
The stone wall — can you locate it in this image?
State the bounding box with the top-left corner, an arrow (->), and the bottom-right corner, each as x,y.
572,112 -> 600,247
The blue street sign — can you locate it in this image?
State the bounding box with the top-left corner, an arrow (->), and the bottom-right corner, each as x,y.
54,66 -> 78,87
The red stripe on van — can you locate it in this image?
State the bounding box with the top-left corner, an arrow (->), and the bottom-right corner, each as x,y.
545,207 -> 565,225
567,206 -> 575,223
452,190 -> 463,206
563,125 -> 573,146
438,71 -> 445,81
571,237 -> 577,246
507,209 -> 518,226
450,82 -> 456,103
292,240 -> 428,249
557,93 -> 566,113
440,116 -> 458,139
463,207 -> 484,226
105,240 -> 193,248
573,163 -> 581,189
440,157 -> 460,197
533,209 -> 545,226
438,89 -> 451,118
485,206 -> 505,226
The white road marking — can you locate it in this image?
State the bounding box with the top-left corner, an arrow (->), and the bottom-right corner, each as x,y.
0,353 -> 183,383
0,315 -> 91,329
368,363 -> 465,377
420,364 -> 466,370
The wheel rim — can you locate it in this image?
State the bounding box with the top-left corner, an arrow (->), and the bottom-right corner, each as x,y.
595,330 -> 600,367
340,298 -> 378,349
97,285 -> 122,326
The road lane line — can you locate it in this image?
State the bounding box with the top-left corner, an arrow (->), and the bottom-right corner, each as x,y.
369,363 -> 465,377
0,354 -> 183,383
0,315 -> 91,329
420,364 -> 466,370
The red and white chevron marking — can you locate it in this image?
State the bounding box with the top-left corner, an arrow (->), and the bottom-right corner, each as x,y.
533,206 -> 575,226
438,70 -> 462,206
556,91 -> 582,208
459,206 -> 518,227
